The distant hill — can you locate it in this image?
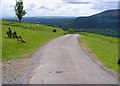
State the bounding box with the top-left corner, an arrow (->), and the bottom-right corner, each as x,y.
71,9 -> 119,37
72,9 -> 119,29
3,17 -> 75,30
3,9 -> 119,37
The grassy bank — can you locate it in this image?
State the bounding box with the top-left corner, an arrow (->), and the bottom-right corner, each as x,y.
2,20 -> 63,61
80,32 -> 118,73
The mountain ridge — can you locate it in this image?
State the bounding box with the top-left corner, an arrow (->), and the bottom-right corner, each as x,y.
71,9 -> 119,37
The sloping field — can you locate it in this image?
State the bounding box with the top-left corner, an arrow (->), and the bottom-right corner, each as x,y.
2,20 -> 63,61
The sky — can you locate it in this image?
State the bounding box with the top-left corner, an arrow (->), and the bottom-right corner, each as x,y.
0,0 -> 119,17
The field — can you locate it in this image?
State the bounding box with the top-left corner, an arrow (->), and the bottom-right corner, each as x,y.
2,20 -> 63,61
1,20 -> 119,74
80,32 -> 119,73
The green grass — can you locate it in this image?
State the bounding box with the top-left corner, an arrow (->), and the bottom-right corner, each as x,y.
2,20 -> 64,61
80,32 -> 119,73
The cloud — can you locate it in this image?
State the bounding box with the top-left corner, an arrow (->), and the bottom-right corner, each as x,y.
1,0 -> 16,17
10,5 -> 14,8
38,6 -> 46,9
26,3 -> 36,11
62,0 -> 97,4
66,2 -> 91,4
38,5 -> 49,10
62,0 -> 119,5
92,2 -> 118,10
99,0 -> 119,3
1,0 -> 119,17
56,5 -> 61,8
29,3 -> 36,8
38,5 -> 55,12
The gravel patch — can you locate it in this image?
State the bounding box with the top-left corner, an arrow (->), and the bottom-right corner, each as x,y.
2,45 -> 46,84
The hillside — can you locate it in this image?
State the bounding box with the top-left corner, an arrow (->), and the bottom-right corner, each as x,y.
72,9 -> 119,37
2,20 -> 63,61
73,9 -> 119,29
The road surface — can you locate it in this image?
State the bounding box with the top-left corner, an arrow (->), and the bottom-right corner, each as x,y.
30,34 -> 118,84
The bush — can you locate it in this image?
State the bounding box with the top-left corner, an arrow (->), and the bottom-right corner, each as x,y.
67,29 -> 74,34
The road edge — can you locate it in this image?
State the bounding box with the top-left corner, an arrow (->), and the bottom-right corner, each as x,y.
77,34 -> 118,79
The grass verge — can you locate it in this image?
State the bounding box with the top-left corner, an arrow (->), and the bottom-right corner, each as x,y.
80,32 -> 119,73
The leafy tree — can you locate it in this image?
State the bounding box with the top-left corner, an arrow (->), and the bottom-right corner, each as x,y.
14,0 -> 26,23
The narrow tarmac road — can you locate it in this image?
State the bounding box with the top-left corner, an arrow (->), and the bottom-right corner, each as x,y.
30,34 -> 118,84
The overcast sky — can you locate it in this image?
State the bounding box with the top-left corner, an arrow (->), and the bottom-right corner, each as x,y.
0,0 -> 119,17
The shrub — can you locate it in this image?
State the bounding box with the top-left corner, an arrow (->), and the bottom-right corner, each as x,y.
67,29 -> 74,34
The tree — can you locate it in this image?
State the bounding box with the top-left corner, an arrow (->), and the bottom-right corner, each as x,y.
14,0 -> 26,23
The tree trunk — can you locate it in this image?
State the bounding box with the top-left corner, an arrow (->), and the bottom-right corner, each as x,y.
19,19 -> 21,23
19,19 -> 21,29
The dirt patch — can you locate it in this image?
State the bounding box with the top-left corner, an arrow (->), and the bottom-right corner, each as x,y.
2,45 -> 46,84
